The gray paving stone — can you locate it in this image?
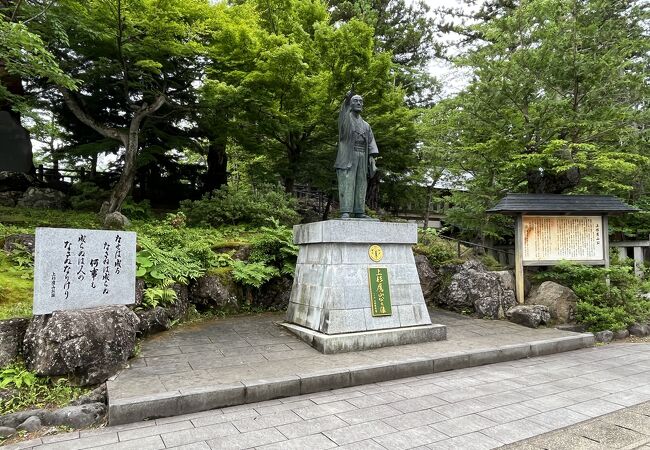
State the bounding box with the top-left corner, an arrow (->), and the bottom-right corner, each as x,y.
336,439 -> 386,450
190,408 -> 258,428
430,413 -> 498,437
205,428 -> 286,449
430,432 -> 503,450
292,400 -> 358,420
36,432 -> 118,450
256,433 -> 337,450
167,443 -> 211,450
567,398 -> 625,418
276,414 -> 349,439
323,419 -> 398,445
348,391 -> 406,408
336,404 -> 402,425
372,425 -> 448,449
389,394 -> 448,413
94,435 -> 165,450
433,398 -> 492,419
528,408 -> 590,429
572,420 -> 644,447
118,420 -> 193,442
480,418 -> 551,444
478,403 -> 539,423
517,432 -> 605,450
160,422 -> 239,448
40,432 -> 80,444
232,410 -> 302,433
520,393 -> 576,412
383,409 -> 447,430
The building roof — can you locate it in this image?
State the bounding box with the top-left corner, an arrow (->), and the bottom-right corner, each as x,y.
487,194 -> 638,215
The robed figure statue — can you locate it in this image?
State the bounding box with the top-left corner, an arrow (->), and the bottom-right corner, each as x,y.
334,92 -> 378,219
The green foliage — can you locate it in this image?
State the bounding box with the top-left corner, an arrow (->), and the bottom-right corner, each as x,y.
142,279 -> 178,309
7,243 -> 34,274
121,199 -> 153,220
0,363 -> 87,415
136,236 -> 205,286
248,218 -> 298,275
536,261 -> 650,332
181,184 -> 301,227
69,182 -> 110,211
230,260 -> 279,288
0,253 -> 33,320
414,229 -> 461,266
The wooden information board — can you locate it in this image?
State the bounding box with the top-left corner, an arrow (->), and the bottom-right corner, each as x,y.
522,215 -> 604,264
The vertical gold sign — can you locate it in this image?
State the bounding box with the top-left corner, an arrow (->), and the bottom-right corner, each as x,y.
368,267 -> 392,316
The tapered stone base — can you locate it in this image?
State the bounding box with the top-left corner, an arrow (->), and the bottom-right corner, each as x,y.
281,322 -> 447,354
285,219 -> 447,352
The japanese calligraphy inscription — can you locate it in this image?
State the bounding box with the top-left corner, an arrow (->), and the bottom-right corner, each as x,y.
522,215 -> 604,263
368,267 -> 392,316
33,228 -> 137,315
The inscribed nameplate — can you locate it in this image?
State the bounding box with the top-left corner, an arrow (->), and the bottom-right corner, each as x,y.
33,227 -> 137,315
522,216 -> 604,262
368,267 -> 392,316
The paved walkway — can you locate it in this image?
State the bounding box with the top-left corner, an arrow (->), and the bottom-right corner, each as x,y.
106,309 -> 592,424
8,342 -> 650,449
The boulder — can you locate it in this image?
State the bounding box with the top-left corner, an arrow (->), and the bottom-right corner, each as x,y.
613,329 -> 630,340
252,276 -> 292,309
494,270 -> 516,292
0,171 -> 34,192
70,384 -> 107,406
594,330 -> 614,343
46,402 -> 106,428
167,283 -> 190,321
526,281 -> 577,324
190,274 -> 239,310
134,278 -> 145,306
0,409 -> 47,429
103,211 -> 131,230
17,187 -> 67,209
506,304 -> 551,328
135,307 -> 171,337
3,233 -> 35,255
0,318 -> 30,367
415,254 -> 437,301
628,323 -> 649,337
23,306 -> 139,386
439,260 -> 516,319
0,427 -> 16,438
0,191 -> 23,207
17,416 -> 41,433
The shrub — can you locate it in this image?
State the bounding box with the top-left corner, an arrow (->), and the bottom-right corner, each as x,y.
180,184 -> 300,227
414,228 -> 461,266
69,182 -> 110,211
535,261 -> 650,332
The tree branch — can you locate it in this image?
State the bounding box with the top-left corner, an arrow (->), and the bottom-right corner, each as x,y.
59,88 -> 126,144
131,94 -> 167,130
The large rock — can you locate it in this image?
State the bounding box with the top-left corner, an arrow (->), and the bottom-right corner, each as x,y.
252,276 -> 292,309
46,402 -> 106,428
0,171 -> 34,192
0,191 -> 23,207
23,306 -> 139,385
135,307 -> 170,336
629,323 -> 649,337
438,260 -> 517,319
190,273 -> 239,310
0,318 -> 30,367
0,112 -> 34,173
415,254 -> 437,301
103,211 -> 131,230
526,281 -> 577,323
506,305 -> 551,328
168,283 -> 190,320
17,186 -> 67,209
3,233 -> 35,255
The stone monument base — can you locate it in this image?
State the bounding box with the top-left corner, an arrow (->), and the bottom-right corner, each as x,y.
281,322 -> 446,354
284,219 -> 447,353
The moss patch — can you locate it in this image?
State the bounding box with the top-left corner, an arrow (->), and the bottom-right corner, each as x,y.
0,253 -> 33,320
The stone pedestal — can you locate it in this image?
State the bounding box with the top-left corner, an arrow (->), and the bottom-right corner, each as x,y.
283,220 -> 446,353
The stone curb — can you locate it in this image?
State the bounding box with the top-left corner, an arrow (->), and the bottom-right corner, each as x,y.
107,332 -> 595,426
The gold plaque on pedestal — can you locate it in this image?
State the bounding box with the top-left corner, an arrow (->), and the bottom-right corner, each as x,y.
368,244 -> 383,262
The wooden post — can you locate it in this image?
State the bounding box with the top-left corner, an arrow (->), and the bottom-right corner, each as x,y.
515,214 -> 525,304
603,215 -> 610,287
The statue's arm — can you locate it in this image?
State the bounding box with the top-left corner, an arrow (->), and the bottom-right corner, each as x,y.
368,126 -> 379,155
338,91 -> 353,137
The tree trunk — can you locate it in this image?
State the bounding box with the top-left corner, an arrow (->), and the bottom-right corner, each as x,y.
204,136 -> 228,193
106,129 -> 139,213
322,192 -> 333,221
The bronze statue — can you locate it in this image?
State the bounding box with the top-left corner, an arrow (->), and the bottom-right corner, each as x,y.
334,92 -> 378,219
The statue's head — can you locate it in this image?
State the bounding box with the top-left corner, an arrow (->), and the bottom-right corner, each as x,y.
351,95 -> 363,112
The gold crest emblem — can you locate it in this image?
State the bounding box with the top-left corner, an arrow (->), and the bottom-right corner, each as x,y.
368,245 -> 383,262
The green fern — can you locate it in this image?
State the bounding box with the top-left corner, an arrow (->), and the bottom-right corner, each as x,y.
142,279 -> 178,309
231,260 -> 278,288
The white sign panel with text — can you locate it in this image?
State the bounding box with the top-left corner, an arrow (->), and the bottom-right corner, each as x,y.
523,215 -> 604,263
33,227 -> 136,315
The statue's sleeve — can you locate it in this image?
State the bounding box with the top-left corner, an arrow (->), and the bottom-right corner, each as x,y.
368,126 -> 379,155
338,96 -> 351,140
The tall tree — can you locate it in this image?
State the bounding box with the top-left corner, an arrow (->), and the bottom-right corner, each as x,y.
428,0 -> 649,240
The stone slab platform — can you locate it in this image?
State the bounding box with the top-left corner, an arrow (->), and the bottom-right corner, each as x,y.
281,323 -> 447,354
107,309 -> 594,426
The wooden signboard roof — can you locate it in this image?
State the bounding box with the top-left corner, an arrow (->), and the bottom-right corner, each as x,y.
487,194 -> 637,216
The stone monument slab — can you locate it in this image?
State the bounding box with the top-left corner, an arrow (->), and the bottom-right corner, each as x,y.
283,220 -> 446,353
33,227 -> 137,315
